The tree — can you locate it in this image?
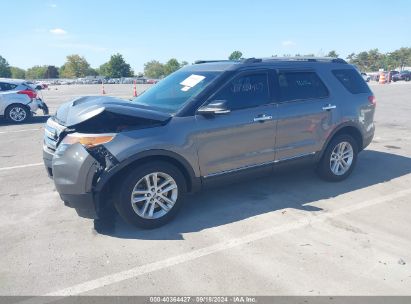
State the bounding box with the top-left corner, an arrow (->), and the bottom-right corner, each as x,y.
229,51 -> 243,60
164,58 -> 181,76
60,54 -> 91,78
10,67 -> 26,79
144,60 -> 165,78
44,66 -> 59,78
97,62 -> 109,77
390,47 -> 411,70
347,49 -> 384,72
326,50 -> 339,58
0,55 -> 12,78
86,67 -> 98,76
26,65 -> 48,79
99,53 -> 133,78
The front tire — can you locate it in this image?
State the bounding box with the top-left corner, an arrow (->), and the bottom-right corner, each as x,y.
316,134 -> 358,182
5,104 -> 31,123
115,161 -> 187,229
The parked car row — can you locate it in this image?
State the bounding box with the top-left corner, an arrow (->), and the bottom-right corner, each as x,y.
392,70 -> 411,82
44,77 -> 159,86
369,70 -> 411,82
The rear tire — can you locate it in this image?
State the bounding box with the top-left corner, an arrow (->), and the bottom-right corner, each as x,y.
5,104 -> 31,123
114,161 -> 187,229
316,134 -> 358,182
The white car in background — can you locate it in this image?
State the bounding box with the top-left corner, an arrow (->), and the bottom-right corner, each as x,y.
0,79 -> 49,123
361,72 -> 371,82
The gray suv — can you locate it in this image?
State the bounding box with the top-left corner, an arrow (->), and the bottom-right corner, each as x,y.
43,57 -> 376,228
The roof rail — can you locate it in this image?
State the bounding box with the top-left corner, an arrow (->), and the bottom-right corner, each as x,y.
194,60 -> 234,64
241,58 -> 262,63
194,57 -> 347,65
261,57 -> 347,64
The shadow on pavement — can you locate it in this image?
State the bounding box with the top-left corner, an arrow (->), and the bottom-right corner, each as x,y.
0,115 -> 49,127
94,150 -> 411,240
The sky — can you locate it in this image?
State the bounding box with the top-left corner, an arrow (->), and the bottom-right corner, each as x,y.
1,0 -> 410,73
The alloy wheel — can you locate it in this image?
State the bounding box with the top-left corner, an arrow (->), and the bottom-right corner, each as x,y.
9,106 -> 27,122
329,141 -> 354,176
130,172 -> 178,219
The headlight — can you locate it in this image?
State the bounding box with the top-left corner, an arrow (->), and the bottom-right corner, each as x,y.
61,133 -> 115,149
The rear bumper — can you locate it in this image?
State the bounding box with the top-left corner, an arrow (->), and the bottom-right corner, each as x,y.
363,132 -> 374,150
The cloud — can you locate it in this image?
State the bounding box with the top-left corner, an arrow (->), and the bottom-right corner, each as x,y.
281,40 -> 296,47
50,3 -> 57,8
50,28 -> 67,35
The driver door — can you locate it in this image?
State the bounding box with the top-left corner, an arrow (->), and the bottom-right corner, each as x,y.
194,70 -> 277,178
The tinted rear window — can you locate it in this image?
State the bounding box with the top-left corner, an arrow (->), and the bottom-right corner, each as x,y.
0,82 -> 18,91
278,71 -> 329,102
332,69 -> 369,94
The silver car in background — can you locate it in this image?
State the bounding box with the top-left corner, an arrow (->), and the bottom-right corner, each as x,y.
0,78 -> 49,123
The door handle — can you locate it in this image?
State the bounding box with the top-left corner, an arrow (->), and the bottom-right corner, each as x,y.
322,104 -> 337,111
253,114 -> 273,122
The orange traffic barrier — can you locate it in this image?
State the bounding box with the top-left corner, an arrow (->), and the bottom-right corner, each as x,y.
379,72 -> 386,84
133,80 -> 137,97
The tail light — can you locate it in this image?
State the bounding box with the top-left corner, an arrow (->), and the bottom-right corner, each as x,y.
368,95 -> 376,106
17,89 -> 37,99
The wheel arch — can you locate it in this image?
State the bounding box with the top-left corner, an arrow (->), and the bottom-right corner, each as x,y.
5,102 -> 31,112
317,123 -> 364,161
4,103 -> 31,121
94,149 -> 201,213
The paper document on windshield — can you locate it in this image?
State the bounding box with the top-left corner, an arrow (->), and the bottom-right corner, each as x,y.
180,74 -> 205,91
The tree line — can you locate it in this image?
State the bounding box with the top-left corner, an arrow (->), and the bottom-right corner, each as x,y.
0,47 -> 410,80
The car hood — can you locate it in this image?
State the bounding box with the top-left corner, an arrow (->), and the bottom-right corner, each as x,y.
54,95 -> 172,127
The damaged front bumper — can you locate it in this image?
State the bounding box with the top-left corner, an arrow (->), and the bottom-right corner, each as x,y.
52,143 -> 101,218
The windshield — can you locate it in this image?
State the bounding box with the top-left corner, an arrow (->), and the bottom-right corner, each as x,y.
132,70 -> 220,113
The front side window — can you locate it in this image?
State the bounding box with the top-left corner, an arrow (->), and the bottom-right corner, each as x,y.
278,71 -> 329,102
211,73 -> 270,110
133,70 -> 220,114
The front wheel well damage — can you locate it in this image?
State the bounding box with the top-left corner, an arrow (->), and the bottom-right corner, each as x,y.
95,155 -> 195,214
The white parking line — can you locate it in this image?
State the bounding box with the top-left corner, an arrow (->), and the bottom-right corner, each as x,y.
0,128 -> 42,134
22,187 -> 408,298
0,163 -> 43,171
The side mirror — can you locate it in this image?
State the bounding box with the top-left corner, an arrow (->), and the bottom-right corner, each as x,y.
197,100 -> 230,115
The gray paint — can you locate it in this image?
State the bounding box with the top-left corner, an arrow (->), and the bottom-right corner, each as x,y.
43,58 -> 375,216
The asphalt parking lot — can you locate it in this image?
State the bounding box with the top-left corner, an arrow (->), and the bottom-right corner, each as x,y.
0,82 -> 410,296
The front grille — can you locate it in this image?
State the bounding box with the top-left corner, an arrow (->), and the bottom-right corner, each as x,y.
44,118 -> 66,154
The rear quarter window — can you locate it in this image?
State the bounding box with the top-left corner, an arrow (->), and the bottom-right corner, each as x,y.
332,69 -> 370,94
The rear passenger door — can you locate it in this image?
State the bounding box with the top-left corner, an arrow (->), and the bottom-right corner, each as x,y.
275,70 -> 337,161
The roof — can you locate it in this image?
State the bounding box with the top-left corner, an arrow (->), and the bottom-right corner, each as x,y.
0,78 -> 27,84
188,57 -> 348,72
